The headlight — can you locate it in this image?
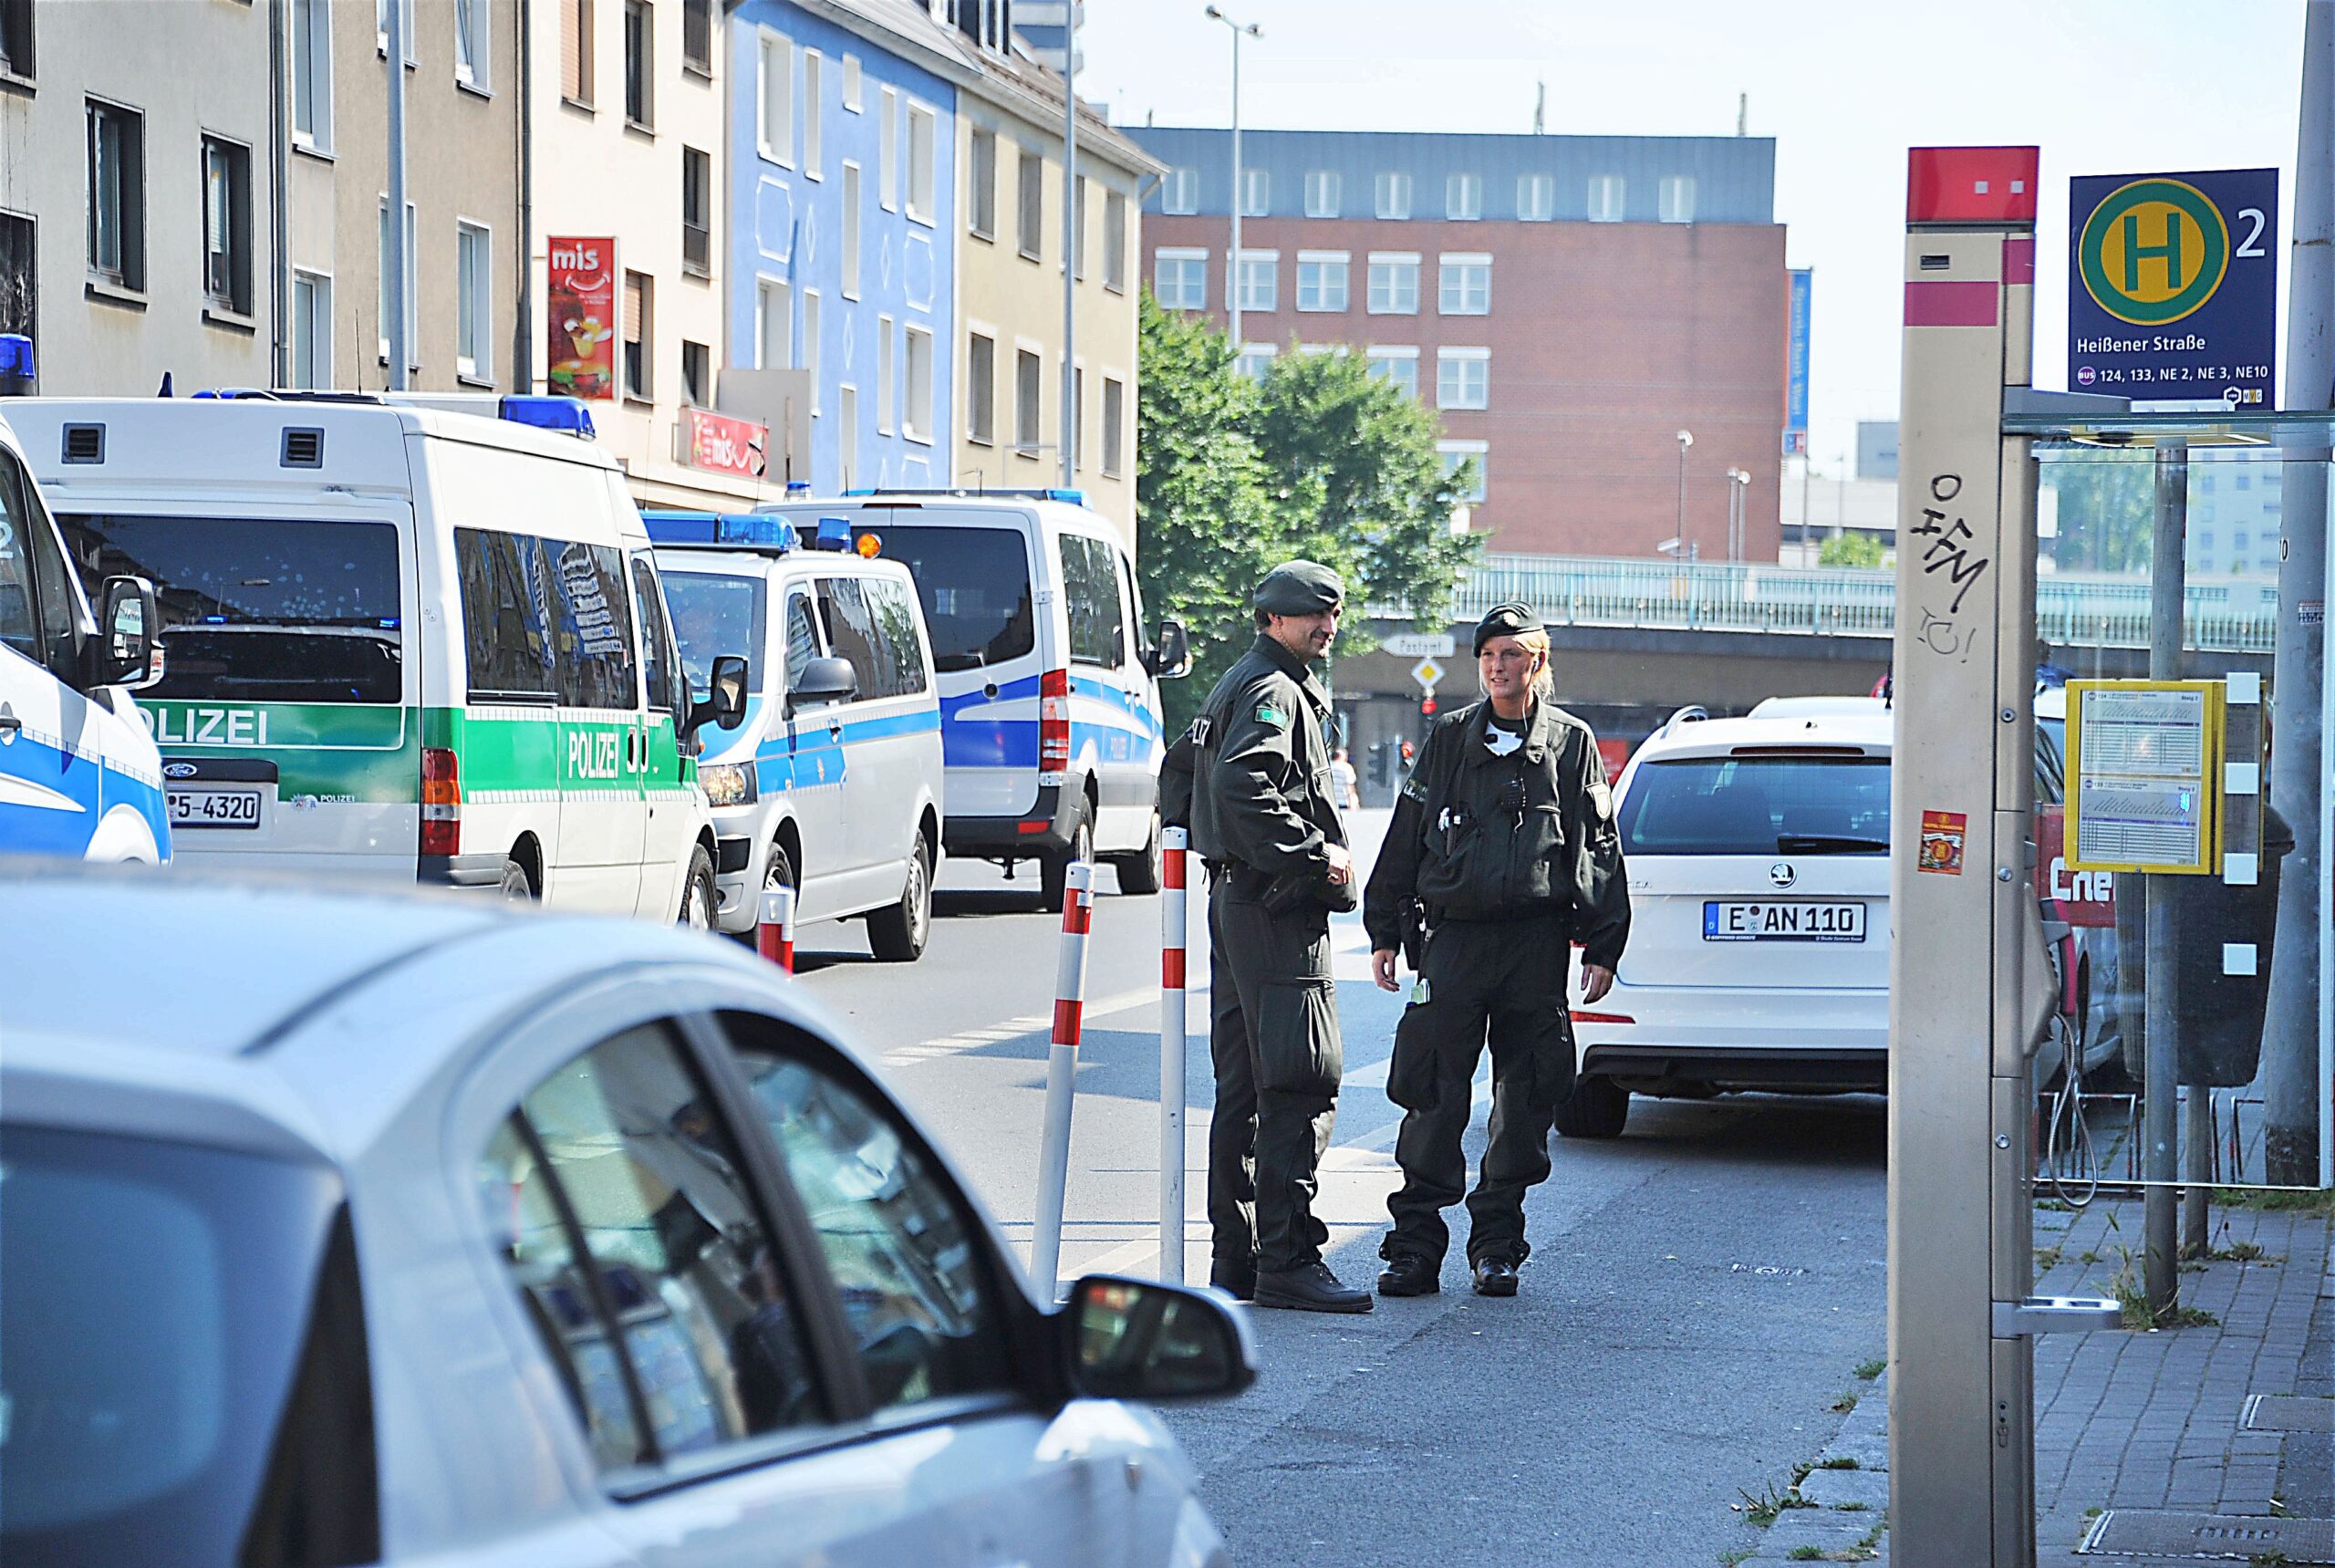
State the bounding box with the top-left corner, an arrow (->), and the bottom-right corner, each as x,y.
700,762 -> 757,807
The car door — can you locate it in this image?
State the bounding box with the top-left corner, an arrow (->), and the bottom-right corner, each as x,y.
547,537 -> 646,912
815,569 -> 920,909
774,576 -> 853,919
1110,548 -> 1163,852
0,447 -> 101,858
1060,534 -> 1141,853
628,553 -> 696,919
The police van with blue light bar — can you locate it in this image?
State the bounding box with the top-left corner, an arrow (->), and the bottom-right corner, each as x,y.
754,489 -> 1188,909
647,509 -> 944,960
6,390 -> 750,922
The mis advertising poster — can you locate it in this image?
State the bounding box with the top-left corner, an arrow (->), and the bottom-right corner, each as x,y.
546,237 -> 618,400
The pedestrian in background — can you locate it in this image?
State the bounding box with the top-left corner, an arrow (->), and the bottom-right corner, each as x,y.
1364,602 -> 1631,1298
1163,561 -> 1372,1314
1329,747 -> 1362,813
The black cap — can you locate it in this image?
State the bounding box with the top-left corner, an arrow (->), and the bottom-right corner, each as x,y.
1472,601 -> 1542,654
1253,560 -> 1345,616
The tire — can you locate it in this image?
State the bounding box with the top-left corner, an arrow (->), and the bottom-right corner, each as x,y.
726,838 -> 799,949
1552,1075 -> 1630,1139
498,857 -> 534,900
677,844 -> 717,931
867,836 -> 933,962
1040,795 -> 1095,913
1112,812 -> 1164,896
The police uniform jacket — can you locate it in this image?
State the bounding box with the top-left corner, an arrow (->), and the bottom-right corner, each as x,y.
1363,697 -> 1630,970
1171,635 -> 1349,896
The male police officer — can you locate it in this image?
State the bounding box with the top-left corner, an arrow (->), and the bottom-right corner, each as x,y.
1172,561 -> 1371,1314
1364,602 -> 1630,1298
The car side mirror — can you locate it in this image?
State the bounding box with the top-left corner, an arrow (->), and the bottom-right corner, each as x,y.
1062,1273 -> 1257,1403
1148,619 -> 1192,680
683,653 -> 750,741
786,654 -> 857,718
88,575 -> 162,691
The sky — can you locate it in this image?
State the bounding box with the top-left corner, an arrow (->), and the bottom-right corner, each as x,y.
1080,0 -> 2313,476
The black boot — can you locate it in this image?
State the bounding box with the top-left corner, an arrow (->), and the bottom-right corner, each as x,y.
1377,1253 -> 1441,1296
1253,1261 -> 1375,1314
1209,1260 -> 1256,1302
1470,1257 -> 1520,1297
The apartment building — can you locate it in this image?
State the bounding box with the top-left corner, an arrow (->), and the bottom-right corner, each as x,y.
1134,127 -> 1789,561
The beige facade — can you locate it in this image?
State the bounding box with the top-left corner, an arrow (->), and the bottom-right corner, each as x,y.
952,57 -> 1155,545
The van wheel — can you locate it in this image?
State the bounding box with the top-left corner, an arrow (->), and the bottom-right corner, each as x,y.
678,845 -> 716,931
499,857 -> 535,900
1552,1077 -> 1630,1139
867,838 -> 933,962
1040,797 -> 1095,913
1111,813 -> 1164,896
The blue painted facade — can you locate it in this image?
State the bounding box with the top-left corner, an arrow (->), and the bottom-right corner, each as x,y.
727,5 -> 957,495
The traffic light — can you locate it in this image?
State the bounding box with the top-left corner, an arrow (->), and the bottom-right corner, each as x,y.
1399,739 -> 1417,769
1367,742 -> 1390,788
1421,696 -> 1437,717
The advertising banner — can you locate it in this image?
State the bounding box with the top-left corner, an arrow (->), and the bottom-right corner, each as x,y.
545,237 -> 617,400
1783,268 -> 1811,455
683,408 -> 769,478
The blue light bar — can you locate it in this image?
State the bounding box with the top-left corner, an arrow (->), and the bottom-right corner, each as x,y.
499,394 -> 596,437
811,515 -> 853,552
0,334 -> 34,383
641,509 -> 799,552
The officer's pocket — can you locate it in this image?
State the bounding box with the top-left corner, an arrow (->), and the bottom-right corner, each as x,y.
1386,1011 -> 1442,1112
1256,979 -> 1343,1096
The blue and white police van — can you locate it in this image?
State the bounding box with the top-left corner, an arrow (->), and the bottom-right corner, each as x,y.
649,511 -> 945,960
0,392 -> 171,863
760,491 -> 1188,909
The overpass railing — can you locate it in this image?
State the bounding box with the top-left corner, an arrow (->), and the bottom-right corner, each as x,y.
1414,554 -> 2278,654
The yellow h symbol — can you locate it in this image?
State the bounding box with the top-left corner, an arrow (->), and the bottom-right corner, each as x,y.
2121,209 -> 2185,294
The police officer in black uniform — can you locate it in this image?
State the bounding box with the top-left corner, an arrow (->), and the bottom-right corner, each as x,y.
1165,560 -> 1372,1314
1364,602 -> 1631,1298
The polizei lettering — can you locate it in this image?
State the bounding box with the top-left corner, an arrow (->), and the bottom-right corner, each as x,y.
142,706 -> 272,746
568,729 -> 624,780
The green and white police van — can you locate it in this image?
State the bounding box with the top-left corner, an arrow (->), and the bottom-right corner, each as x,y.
10,394 -> 747,922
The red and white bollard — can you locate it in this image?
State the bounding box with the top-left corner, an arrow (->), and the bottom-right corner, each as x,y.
1159,827 -> 1189,1284
1030,860 -> 1095,1296
756,886 -> 797,973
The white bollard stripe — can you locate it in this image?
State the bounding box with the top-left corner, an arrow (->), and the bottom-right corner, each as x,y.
1031,861 -> 1095,1296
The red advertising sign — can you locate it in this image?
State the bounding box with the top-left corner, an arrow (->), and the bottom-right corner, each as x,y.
545,237 -> 617,400
2037,803 -> 2117,928
683,408 -> 768,478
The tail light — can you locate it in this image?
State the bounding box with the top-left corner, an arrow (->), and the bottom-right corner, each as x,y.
1038,668 -> 1071,782
420,747 -> 462,857
1570,1010 -> 1634,1025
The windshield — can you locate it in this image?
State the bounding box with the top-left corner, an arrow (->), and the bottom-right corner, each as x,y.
1618,754 -> 1892,857
59,514 -> 403,704
663,570 -> 766,696
851,524 -> 1033,673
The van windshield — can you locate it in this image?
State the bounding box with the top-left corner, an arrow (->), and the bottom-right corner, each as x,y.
853,524 -> 1033,673
664,571 -> 766,695
1618,754 -> 1892,857
59,514 -> 403,704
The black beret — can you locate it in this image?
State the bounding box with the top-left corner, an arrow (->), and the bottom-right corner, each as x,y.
1253,560 -> 1345,616
1472,601 -> 1542,654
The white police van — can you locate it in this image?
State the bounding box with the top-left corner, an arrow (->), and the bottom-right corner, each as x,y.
762,491 -> 1188,909
649,511 -> 945,960
0,400 -> 170,863
8,393 -> 746,919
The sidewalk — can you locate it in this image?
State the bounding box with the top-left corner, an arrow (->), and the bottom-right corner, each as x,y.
1726,1194 -> 2334,1565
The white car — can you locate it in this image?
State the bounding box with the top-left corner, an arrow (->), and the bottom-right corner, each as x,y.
0,869 -> 1250,1566
1559,699 -> 1893,1137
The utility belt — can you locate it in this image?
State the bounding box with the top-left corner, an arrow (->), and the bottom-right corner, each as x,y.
1207,858 -> 1353,916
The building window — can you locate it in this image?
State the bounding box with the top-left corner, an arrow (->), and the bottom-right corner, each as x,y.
1304,169 -> 1341,218
803,51 -> 822,176
1233,344 -> 1275,382
1161,167 -> 1199,215
1659,175 -> 1695,223
622,0 -> 652,128
682,147 -> 711,274
682,0 -> 712,74
1154,249 -> 1207,310
906,101 -> 936,223
1014,348 -> 1042,452
879,87 -> 898,210
290,0 -> 332,149
2233,471 -> 2253,492
803,289 -> 820,411
757,276 -> 791,367
904,325 -> 932,443
836,384 -> 857,487
1295,252 -> 1349,313
1446,172 -> 1481,220
1519,172 -> 1554,222
1240,167 -> 1270,218
1366,346 -> 1418,400
623,269 -> 651,399
454,0 -> 491,88
1236,250 -> 1277,313
877,317 -> 895,432
201,136 -> 253,317
562,0 -> 593,106
1375,171 -> 1412,220
0,0 -> 32,80
1588,173 -> 1624,222
456,221 -> 492,379
841,52 -> 860,109
1438,440 -> 1488,503
1101,376 -> 1124,478
1437,348 -> 1489,410
757,31 -> 791,164
1072,176 -> 1087,279
968,127 -> 997,238
376,198 -> 416,367
376,0 -> 416,63
1016,146 -> 1042,261
840,162 -> 861,297
682,338 -> 709,405
85,99 -> 146,291
966,330 -> 995,443
1366,252 -> 1418,315
1437,254 -> 1489,316
1104,191 -> 1127,293
0,212 -> 35,341
289,269 -> 330,389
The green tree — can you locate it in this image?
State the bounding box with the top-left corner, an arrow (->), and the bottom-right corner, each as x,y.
1818,529 -> 1886,569
2044,454 -> 2156,574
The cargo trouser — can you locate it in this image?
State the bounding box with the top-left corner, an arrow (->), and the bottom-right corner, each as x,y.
1207,877 -> 1343,1275
1380,912 -> 1573,1270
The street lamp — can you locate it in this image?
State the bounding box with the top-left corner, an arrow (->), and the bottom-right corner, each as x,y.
1724,466 -> 1751,563
1206,5 -> 1261,358
1674,429 -> 1694,558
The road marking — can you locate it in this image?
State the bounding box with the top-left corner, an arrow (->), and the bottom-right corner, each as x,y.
877,985 -> 1188,1068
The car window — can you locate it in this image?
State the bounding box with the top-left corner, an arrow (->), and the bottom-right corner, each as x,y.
720,1012 -> 1012,1413
816,573 -> 924,701
852,522 -> 1033,674
630,556 -> 682,722
455,527 -> 561,703
664,569 -> 767,700
548,540 -> 638,711
1117,551 -> 1152,665
863,575 -> 929,698
477,1022 -> 825,1475
1618,754 -> 1891,857
1061,534 -> 1126,670
0,449 -> 45,664
784,587 -> 822,690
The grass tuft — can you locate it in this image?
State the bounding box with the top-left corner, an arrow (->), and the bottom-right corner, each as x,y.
1853,1357 -> 1886,1381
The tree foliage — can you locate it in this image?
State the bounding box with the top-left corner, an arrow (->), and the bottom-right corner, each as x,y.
1818,529 -> 1886,569
2045,455 -> 2157,574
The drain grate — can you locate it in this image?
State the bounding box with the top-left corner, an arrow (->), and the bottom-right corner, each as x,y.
2243,1393 -> 2335,1432
2078,1510 -> 2335,1560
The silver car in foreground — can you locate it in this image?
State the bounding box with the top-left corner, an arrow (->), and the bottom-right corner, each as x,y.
0,868 -> 1250,1568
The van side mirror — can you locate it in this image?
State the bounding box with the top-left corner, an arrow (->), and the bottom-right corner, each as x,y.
1148,619 -> 1192,680
786,654 -> 857,717
87,576 -> 162,691
683,654 -> 750,741
1061,1273 -> 1256,1403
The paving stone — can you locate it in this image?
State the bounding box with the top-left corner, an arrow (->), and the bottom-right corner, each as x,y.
1762,1509 -> 1883,1554
1797,1464 -> 1890,1511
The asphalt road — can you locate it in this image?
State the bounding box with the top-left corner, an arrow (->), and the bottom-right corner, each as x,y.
787,812 -> 1887,1565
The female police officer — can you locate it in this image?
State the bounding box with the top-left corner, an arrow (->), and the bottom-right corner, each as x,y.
1362,602 -> 1630,1297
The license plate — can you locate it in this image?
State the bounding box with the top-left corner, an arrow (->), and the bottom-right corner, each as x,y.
1703,900 -> 1865,942
169,786 -> 264,829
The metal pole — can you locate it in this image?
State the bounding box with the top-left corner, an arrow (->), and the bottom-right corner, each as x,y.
1060,14 -> 1077,491
1160,827 -> 1189,1284
2144,439 -> 2188,1312
1227,26 -> 1241,356
386,0 -> 409,390
269,0 -> 291,387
